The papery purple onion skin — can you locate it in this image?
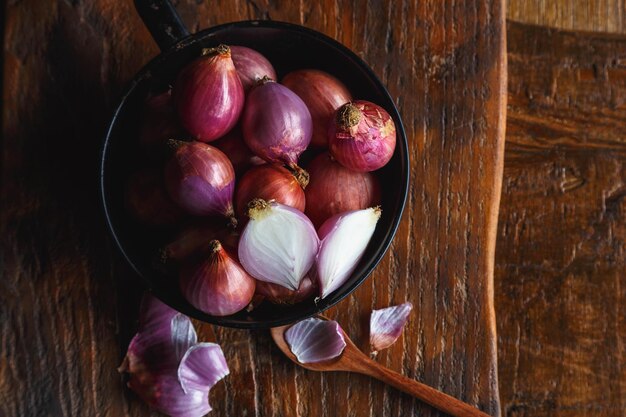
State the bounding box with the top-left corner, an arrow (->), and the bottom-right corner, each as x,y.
180,241 -> 256,316
119,294 -> 229,417
328,100 -> 396,172
179,343 -> 230,393
174,46 -> 244,142
242,81 -> 312,167
285,317 -> 346,363
282,69 -> 352,148
165,141 -> 236,218
369,302 -> 413,353
230,46 -> 277,92
212,126 -> 265,176
304,152 -> 381,228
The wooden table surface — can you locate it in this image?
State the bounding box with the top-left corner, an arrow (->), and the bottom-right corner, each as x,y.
2,1 -> 624,417
1,1 -> 505,416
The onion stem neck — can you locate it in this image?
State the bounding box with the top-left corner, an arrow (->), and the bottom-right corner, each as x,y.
225,207 -> 238,229
287,165 -> 310,189
246,198 -> 271,220
202,44 -> 230,57
167,139 -> 187,150
337,103 -> 362,129
208,240 -> 222,253
257,75 -> 275,85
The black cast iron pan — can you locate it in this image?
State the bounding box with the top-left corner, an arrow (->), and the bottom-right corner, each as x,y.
100,0 -> 410,329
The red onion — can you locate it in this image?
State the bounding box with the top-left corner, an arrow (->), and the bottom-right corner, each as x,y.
165,141 -> 236,226
328,100 -> 396,172
305,152 -> 381,228
255,274 -> 317,305
235,164 -> 307,218
238,199 -> 319,290
242,78 -> 312,169
211,126 -> 264,176
160,221 -> 239,264
282,69 -> 352,148
125,169 -> 183,227
180,240 -> 256,316
173,45 -> 244,142
139,89 -> 186,158
230,46 -> 277,92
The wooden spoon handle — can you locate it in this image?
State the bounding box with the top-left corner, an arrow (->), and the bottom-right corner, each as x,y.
358,361 -> 491,417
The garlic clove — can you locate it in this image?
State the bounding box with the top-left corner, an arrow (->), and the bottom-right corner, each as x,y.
239,199 -> 319,290
284,317 -> 346,363
369,302 -> 413,353
316,207 -> 381,298
178,343 -> 230,394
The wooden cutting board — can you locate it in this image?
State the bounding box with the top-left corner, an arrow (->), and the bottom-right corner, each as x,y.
497,21 -> 626,417
1,1 -> 505,416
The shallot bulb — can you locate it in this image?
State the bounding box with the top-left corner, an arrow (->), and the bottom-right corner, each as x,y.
139,89 -> 186,158
305,152 -> 381,228
160,221 -> 239,264
230,46 -> 277,92
165,141 -> 237,226
173,45 -> 244,142
119,294 -> 229,417
235,164 -> 307,218
242,78 -> 312,169
180,240 -> 256,316
125,169 -> 183,227
282,69 -> 352,148
255,274 -> 317,305
328,100 -> 396,172
211,126 -> 264,176
238,199 -> 319,291
285,318 -> 346,364
316,207 -> 381,298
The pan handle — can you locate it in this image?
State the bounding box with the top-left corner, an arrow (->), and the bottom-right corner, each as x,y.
134,0 -> 190,51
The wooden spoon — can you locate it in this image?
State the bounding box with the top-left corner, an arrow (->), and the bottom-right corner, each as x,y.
271,316 -> 491,417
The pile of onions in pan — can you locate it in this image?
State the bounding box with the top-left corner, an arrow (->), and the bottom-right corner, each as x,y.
129,43 -> 396,317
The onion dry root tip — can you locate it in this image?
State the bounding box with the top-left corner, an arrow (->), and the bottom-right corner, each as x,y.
157,248 -> 169,264
202,44 -> 230,56
227,216 -> 238,229
257,75 -> 275,85
166,139 -> 187,150
337,103 -> 362,129
208,240 -> 222,253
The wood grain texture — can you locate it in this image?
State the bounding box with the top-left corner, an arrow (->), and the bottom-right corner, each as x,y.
1,1 -> 505,416
270,322 -> 492,417
498,21 -> 626,417
507,0 -> 626,34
